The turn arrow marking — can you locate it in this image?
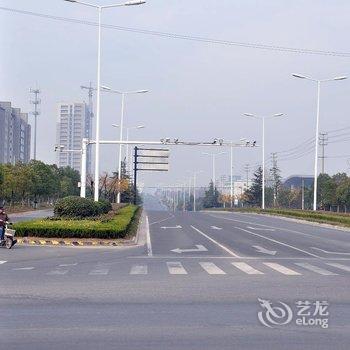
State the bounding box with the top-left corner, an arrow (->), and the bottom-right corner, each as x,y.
171,245 -> 208,254
253,245 -> 277,256
161,225 -> 182,229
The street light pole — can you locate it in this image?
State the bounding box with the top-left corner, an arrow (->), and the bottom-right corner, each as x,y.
63,0 -> 146,202
243,113 -> 284,210
202,152 -> 226,188
292,73 -> 347,211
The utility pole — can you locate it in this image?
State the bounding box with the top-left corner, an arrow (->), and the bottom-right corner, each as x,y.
271,153 -> 278,207
319,132 -> 328,174
244,164 -> 250,188
301,177 -> 305,210
81,83 -> 94,175
29,88 -> 41,160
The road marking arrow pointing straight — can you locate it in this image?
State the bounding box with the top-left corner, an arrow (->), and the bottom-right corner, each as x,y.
171,245 -> 208,254
161,225 -> 182,229
210,226 -> 222,230
247,226 -> 275,232
253,245 -> 277,256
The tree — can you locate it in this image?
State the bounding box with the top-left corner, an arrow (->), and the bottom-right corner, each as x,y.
203,181 -> 220,208
317,174 -> 336,210
245,167 -> 263,207
336,179 -> 350,212
270,162 -> 282,207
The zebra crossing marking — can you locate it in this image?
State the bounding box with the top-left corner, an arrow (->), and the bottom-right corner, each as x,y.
326,262 -> 350,272
232,262 -> 264,275
47,269 -> 68,275
167,262 -> 188,275
263,262 -> 301,275
295,262 -> 338,276
130,265 -> 148,275
88,268 -> 109,275
0,261 -> 7,265
199,262 -> 226,275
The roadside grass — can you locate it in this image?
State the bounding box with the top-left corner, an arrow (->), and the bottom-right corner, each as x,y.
13,205 -> 140,239
206,207 -> 350,228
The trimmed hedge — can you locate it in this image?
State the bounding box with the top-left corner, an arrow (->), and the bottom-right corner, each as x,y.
54,196 -> 111,218
209,207 -> 350,228
14,205 -> 140,239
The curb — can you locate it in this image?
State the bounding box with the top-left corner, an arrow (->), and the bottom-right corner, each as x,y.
17,238 -> 135,247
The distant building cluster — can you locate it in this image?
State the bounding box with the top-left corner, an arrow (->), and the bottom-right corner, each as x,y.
56,102 -> 92,174
219,175 -> 253,199
0,101 -> 31,164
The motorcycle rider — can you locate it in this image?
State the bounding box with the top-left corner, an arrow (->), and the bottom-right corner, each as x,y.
0,207 -> 9,242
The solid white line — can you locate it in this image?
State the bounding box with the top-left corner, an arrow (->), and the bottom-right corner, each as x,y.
263,262 -> 301,275
0,261 -> 7,264
232,262 -> 264,275
167,262 -> 188,275
130,265 -> 148,275
191,225 -> 241,257
235,227 -> 320,258
326,262 -> 350,272
199,262 -> 226,275
295,262 -> 338,276
146,215 -> 153,257
13,267 -> 35,271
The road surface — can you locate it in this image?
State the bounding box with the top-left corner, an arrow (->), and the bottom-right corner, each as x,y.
1,210 -> 349,350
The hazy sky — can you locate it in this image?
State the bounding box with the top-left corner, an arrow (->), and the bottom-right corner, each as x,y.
1,0 -> 350,188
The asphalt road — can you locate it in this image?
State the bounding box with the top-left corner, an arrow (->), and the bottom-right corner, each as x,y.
1,209 -> 350,350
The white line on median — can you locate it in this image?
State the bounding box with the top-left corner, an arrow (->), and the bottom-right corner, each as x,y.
191,225 -> 241,257
146,215 -> 153,257
235,227 -> 321,258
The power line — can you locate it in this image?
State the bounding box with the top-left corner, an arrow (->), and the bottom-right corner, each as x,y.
1,6 -> 350,58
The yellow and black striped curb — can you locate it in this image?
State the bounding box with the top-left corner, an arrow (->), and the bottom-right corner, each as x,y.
17,238 -> 136,247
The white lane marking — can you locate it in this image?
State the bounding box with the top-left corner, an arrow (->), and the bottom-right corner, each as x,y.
235,227 -> 320,258
191,225 -> 241,258
247,226 -> 275,232
149,214 -> 175,226
253,245 -> 277,256
232,262 -> 264,275
130,265 -> 148,275
59,263 -> 78,267
295,262 -> 338,276
263,262 -> 301,275
47,269 -> 68,275
88,268 -> 109,275
0,261 -> 7,265
161,225 -> 182,229
326,263 -> 350,272
311,247 -> 350,256
199,262 -> 226,275
167,262 -> 188,275
211,226 -> 222,230
146,215 -> 153,257
171,245 -> 208,254
13,267 -> 35,271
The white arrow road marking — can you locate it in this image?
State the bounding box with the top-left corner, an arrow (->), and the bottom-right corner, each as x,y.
210,226 -> 222,230
253,245 -> 277,256
0,261 -> 7,265
161,225 -> 182,229
247,226 -> 275,232
171,245 -> 208,254
311,247 -> 350,255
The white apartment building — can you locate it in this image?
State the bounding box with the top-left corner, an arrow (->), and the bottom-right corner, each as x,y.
56,102 -> 90,173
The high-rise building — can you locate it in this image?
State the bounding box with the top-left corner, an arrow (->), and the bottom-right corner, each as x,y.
56,102 -> 90,173
0,102 -> 31,164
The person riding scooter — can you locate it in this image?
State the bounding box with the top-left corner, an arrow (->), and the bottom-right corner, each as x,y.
0,207 -> 9,242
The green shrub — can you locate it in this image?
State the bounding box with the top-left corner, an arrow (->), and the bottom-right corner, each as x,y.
96,199 -> 112,214
54,196 -> 100,218
14,205 -> 140,239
